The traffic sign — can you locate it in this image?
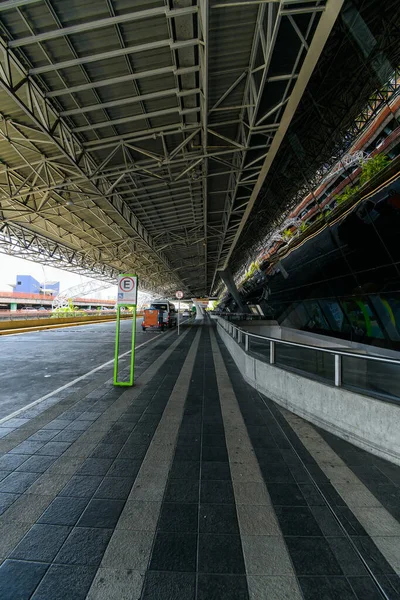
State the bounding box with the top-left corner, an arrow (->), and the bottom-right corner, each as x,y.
176,290 -> 184,299
117,274 -> 138,305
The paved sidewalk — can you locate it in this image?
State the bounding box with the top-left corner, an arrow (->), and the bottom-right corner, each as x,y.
0,322 -> 398,599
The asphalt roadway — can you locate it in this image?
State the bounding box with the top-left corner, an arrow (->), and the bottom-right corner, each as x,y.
0,318 -> 163,420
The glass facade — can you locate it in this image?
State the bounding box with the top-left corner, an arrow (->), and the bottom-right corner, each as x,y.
241,172 -> 400,351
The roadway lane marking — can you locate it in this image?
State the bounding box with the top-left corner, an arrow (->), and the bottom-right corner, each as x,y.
0,333 -> 162,426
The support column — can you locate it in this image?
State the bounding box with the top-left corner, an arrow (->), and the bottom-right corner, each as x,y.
219,268 -> 249,314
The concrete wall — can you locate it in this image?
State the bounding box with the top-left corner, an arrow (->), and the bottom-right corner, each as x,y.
218,323 -> 400,466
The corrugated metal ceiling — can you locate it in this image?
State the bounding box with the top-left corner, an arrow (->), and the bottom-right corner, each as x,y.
0,0 -> 337,295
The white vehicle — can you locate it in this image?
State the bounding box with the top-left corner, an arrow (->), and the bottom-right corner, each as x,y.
182,310 -> 190,317
149,299 -> 177,328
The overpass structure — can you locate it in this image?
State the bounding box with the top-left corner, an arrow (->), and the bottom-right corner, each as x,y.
0,290 -> 115,309
1,0 -> 392,297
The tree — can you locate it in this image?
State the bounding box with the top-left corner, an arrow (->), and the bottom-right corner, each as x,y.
359,154 -> 390,186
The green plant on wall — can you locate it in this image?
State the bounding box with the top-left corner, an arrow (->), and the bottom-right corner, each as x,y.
210,300 -> 219,311
336,184 -> 360,206
248,261 -> 259,276
242,260 -> 260,283
52,300 -> 87,318
359,154 -> 390,186
281,228 -> 293,241
299,222 -> 308,233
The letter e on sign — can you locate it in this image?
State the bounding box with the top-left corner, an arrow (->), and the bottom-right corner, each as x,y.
117,274 -> 138,305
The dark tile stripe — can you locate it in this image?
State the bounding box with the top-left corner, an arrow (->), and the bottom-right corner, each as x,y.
142,327 -> 249,600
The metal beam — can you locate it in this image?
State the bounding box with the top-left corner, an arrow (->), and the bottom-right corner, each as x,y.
0,0 -> 40,10
71,107 -> 200,133
9,6 -> 198,48
29,38 -> 199,75
0,37 -> 186,291
219,0 -> 344,272
59,89 -> 180,117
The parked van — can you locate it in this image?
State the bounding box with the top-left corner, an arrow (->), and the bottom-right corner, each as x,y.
149,299 -> 177,328
142,308 -> 165,331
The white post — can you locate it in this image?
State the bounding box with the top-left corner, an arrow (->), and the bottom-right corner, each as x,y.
334,354 -> 341,386
270,340 -> 275,364
178,300 -> 180,335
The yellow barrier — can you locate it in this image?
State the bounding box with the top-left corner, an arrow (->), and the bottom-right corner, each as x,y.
0,313 -> 143,335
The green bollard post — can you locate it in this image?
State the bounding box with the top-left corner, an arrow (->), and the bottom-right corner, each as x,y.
114,274 -> 138,387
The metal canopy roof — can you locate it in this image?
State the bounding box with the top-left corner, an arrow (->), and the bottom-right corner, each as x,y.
0,0 -> 342,295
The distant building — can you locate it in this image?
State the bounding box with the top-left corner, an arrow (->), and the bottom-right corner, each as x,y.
15,275 -> 60,296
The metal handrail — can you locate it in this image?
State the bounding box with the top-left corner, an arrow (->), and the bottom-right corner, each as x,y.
217,316 -> 400,390
218,317 -> 400,364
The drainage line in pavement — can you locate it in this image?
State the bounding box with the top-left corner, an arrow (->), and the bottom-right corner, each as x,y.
257,391 -> 391,600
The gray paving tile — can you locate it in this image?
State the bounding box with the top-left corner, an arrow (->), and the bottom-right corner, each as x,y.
9,440 -> 46,454
94,476 -> 134,500
101,529 -> 153,569
54,527 -> 113,566
86,567 -> 144,600
197,573 -> 247,600
151,531 -> 198,572
1,493 -> 51,524
298,575 -> 356,599
237,504 -> 280,535
0,559 -> 49,600
10,524 -> 71,562
129,475 -> 167,502
351,507 -> 400,537
326,537 -> 369,577
38,497 -> 89,526
42,420 -> 72,430
309,506 -> 345,537
36,441 -> 71,456
247,576 -> 304,600
0,471 -> 39,494
198,533 -> 244,574
0,522 -> 31,557
0,428 -> 15,439
373,537 -> 400,574
58,475 -> 103,498
233,481 -> 271,505
16,455 -> 57,474
77,498 -> 124,528
116,500 -> 161,531
28,430 -> 61,442
0,454 -> 28,470
285,536 -> 343,576
142,571 -> 195,600
76,458 -> 113,476
52,430 -> 83,443
0,418 -> 30,428
0,492 -> 19,515
25,473 -> 71,496
199,504 -> 238,534
31,564 -> 97,600
241,536 -> 294,575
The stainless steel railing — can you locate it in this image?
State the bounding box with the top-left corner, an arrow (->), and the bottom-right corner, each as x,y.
217,316 -> 400,402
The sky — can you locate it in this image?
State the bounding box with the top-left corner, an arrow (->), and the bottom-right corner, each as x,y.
0,253 -> 117,299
